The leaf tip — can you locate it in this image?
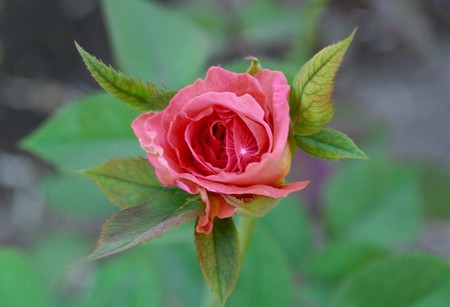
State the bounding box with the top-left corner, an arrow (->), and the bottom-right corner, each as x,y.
349,27 -> 358,40
74,41 -> 87,58
341,28 -> 357,47
358,151 -> 369,160
78,167 -> 94,177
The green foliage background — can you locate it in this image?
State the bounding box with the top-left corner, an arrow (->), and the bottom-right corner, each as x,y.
2,0 -> 450,306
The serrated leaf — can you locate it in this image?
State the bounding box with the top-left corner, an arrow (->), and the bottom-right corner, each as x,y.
75,42 -> 175,111
21,93 -> 142,172
81,195 -> 203,262
82,157 -> 174,209
291,30 -> 355,136
224,195 -> 280,218
295,128 -> 367,160
332,254 -> 450,307
195,217 -> 240,307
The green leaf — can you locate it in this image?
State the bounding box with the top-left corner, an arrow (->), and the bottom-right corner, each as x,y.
101,0 -> 212,89
85,245 -> 163,307
0,249 -> 48,307
31,233 -> 91,305
43,173 -> 115,218
82,157 -> 175,209
308,242 -> 389,283
291,30 -> 355,136
261,195 -> 313,270
75,42 -> 175,111
238,0 -> 299,48
332,254 -> 450,307
155,242 -> 204,307
324,150 -> 423,247
296,283 -> 334,307
228,223 -> 294,307
288,0 -> 329,65
413,280 -> 450,307
295,128 -> 368,160
82,195 -> 203,262
224,195 -> 280,218
21,93 -> 142,172
419,166 -> 450,218
195,217 -> 240,307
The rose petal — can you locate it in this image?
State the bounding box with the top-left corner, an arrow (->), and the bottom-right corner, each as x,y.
254,69 -> 291,157
132,66 -> 308,234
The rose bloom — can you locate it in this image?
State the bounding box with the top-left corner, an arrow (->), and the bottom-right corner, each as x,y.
132,66 -> 308,233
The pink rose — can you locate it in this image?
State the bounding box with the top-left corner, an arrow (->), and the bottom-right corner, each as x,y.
132,66 -> 308,233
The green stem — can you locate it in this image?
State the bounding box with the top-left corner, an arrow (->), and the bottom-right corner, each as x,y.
239,216 -> 256,258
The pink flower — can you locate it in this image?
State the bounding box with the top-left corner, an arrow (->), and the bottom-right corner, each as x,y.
132,66 -> 308,233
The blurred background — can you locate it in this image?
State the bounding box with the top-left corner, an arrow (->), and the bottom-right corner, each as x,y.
1,0 -> 450,306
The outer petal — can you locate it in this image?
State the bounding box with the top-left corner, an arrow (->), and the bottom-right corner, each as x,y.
131,112 -> 180,186
254,69 -> 291,157
131,111 -> 159,153
167,66 -> 267,113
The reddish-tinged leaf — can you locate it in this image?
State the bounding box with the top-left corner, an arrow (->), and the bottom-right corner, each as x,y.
81,195 -> 203,262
